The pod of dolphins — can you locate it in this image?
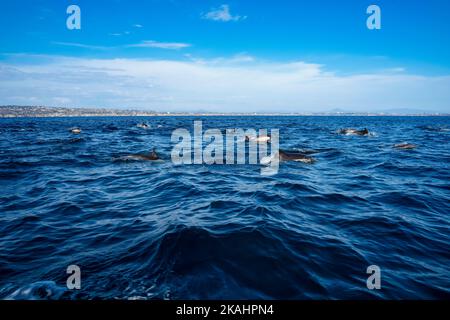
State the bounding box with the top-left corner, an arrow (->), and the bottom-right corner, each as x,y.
69,124 -> 417,165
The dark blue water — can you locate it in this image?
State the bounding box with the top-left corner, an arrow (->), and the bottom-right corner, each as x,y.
0,116 -> 449,300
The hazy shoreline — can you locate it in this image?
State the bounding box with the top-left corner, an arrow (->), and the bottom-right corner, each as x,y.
1,106 -> 448,118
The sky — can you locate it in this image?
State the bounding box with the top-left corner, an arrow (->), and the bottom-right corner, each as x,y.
0,0 -> 449,113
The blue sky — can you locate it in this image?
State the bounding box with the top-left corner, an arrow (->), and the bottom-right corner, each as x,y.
0,0 -> 449,112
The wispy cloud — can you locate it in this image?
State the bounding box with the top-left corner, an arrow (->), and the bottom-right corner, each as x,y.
52,39 -> 190,50
128,40 -> 191,50
51,42 -> 108,50
133,24 -> 143,28
187,53 -> 256,65
203,4 -> 246,22
1,54 -> 449,113
108,31 -> 131,37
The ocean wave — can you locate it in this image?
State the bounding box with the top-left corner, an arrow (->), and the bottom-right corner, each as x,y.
0,116 -> 449,299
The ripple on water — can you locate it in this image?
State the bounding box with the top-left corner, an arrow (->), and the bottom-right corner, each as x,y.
0,116 -> 449,299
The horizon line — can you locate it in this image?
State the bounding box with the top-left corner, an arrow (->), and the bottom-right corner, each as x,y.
1,105 -> 449,117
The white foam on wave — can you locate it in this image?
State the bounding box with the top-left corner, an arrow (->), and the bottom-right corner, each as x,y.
6,281 -> 66,300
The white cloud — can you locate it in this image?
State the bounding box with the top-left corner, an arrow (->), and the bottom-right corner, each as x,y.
128,40 -> 191,50
52,40 -> 191,50
203,5 -> 246,22
109,31 -> 130,37
133,24 -> 143,28
0,54 -> 449,113
52,42 -> 108,50
186,53 -> 255,65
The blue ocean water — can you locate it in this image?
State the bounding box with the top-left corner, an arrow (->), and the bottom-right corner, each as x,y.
0,116 -> 449,300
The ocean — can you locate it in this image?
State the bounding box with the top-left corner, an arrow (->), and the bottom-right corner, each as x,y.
0,116 -> 449,299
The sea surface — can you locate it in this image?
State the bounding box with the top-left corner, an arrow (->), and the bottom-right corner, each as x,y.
0,116 -> 449,300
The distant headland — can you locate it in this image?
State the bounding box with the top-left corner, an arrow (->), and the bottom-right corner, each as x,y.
0,105 -> 448,117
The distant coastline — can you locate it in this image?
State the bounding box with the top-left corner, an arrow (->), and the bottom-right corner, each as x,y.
0,105 -> 448,117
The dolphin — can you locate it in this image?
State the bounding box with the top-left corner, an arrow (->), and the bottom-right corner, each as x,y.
137,123 -> 150,129
245,134 -> 271,142
294,149 -> 319,155
117,149 -> 161,161
339,128 -> 369,136
70,128 -> 82,134
261,149 -> 316,165
394,143 -> 417,150
279,150 -> 316,163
